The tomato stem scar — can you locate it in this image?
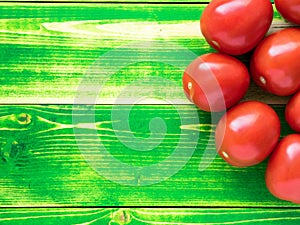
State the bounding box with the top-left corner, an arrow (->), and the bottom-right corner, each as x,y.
222,151 -> 229,159
211,40 -> 220,49
259,76 -> 267,85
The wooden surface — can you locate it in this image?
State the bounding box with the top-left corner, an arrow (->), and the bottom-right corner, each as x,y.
0,104 -> 295,207
1,1 -> 300,224
0,3 -> 290,104
1,208 -> 300,224
0,0 -> 276,3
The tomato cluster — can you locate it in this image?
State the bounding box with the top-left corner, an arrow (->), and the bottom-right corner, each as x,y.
182,0 -> 300,204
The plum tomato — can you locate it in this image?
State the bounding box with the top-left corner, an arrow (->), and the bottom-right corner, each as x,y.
200,0 -> 273,55
285,91 -> 300,132
275,0 -> 300,25
251,28 -> 300,96
215,101 -> 281,167
182,53 -> 250,112
266,134 -> 300,204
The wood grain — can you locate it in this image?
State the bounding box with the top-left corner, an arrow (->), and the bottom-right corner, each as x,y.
1,208 -> 300,225
0,0 -> 276,3
2,0 -> 213,4
0,105 -> 296,206
0,208 -> 114,225
1,1 -> 299,220
0,3 -> 292,104
130,208 -> 300,225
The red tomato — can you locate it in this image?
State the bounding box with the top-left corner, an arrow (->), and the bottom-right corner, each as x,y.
182,53 -> 250,112
215,101 -> 281,167
285,91 -> 300,132
275,0 -> 300,25
251,28 -> 300,96
266,134 -> 300,204
200,0 -> 273,55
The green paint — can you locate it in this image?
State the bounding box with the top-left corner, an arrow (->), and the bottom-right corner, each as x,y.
1,0 -> 276,2
0,104 -> 296,206
0,1 -> 296,222
0,208 -> 300,224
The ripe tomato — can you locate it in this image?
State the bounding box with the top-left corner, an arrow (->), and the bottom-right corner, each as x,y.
215,101 -> 281,167
285,91 -> 300,132
200,0 -> 273,55
251,28 -> 300,96
266,134 -> 300,204
182,53 -> 250,112
275,0 -> 300,25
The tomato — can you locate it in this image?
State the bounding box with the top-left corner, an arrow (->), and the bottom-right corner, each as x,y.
251,28 -> 300,96
200,0 -> 273,55
266,134 -> 300,204
275,0 -> 300,25
215,101 -> 281,167
285,91 -> 300,132
182,53 -> 250,112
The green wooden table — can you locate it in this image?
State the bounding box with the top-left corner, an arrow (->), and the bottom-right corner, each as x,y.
1,1 -> 300,224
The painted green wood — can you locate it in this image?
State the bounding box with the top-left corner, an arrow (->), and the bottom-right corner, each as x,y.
0,1 -> 298,220
0,208 -> 114,225
1,208 -> 300,225
0,104 -> 296,206
0,3 -> 289,104
0,0 -> 276,3
0,0 -> 205,2
129,208 -> 300,224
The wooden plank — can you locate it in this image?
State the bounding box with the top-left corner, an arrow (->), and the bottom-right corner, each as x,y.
0,0 -> 276,3
0,3 -> 291,104
1,208 -> 300,224
130,208 -> 300,224
0,104 -> 296,206
0,0 -> 211,3
0,208 -> 114,225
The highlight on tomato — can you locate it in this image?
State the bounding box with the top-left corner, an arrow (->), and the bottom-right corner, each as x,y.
266,134 -> 300,204
200,0 -> 273,55
182,53 -> 250,112
215,101 -> 281,167
251,28 -> 300,96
